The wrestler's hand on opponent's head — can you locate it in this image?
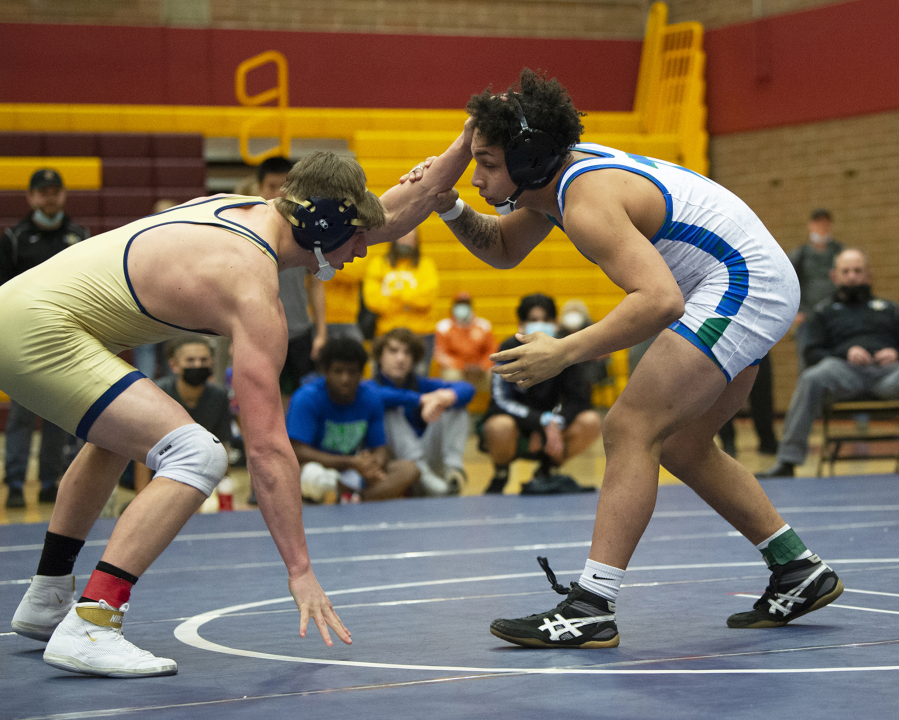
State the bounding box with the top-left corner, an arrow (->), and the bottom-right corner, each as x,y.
289,570 -> 352,647
399,156 -> 438,184
490,332 -> 566,389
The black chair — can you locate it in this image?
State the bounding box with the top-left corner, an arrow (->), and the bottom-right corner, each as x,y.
817,395 -> 899,476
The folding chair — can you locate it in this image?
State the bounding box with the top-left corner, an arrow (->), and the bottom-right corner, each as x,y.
817,395 -> 899,476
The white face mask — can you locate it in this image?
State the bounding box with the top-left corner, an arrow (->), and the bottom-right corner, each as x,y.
561,311 -> 586,332
809,232 -> 829,244
523,321 -> 556,337
452,303 -> 472,323
33,209 -> 64,228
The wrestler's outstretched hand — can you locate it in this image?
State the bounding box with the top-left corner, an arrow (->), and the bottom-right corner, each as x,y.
491,331 -> 569,389
289,569 -> 352,647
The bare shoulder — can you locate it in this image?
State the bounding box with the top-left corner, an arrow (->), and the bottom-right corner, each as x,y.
563,167 -> 666,244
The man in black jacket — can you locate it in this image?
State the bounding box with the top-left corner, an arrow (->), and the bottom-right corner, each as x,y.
480,293 -> 602,493
2,169 -> 90,507
759,248 -> 899,477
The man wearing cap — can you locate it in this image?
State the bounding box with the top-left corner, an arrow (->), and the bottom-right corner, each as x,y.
434,290 -> 498,391
2,143 -> 471,677
790,209 -> 844,371
1,169 -> 90,508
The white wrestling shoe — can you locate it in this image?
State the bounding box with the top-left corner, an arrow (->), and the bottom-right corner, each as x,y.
300,462 -> 339,503
12,574 -> 77,641
43,600 -> 178,677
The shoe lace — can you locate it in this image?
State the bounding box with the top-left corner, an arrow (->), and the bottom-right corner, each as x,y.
537,556 -> 570,595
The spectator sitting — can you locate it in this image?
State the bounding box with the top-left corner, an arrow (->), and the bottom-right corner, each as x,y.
131,335 -> 232,494
370,327 -> 474,496
287,338 -> 420,502
434,291 -> 498,391
481,293 -> 602,494
759,248 -> 899,477
363,228 -> 438,375
2,169 -> 89,508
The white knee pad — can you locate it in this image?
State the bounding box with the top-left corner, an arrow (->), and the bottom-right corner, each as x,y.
145,424 -> 228,497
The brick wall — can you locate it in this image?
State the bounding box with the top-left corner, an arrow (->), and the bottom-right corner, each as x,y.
668,0 -> 847,28
710,109 -> 899,410
0,0 -> 851,35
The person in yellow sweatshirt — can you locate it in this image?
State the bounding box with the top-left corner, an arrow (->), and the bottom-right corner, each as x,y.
325,256 -> 369,343
363,228 -> 439,374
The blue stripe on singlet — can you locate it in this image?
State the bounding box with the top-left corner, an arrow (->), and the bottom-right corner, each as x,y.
76,370 -> 145,440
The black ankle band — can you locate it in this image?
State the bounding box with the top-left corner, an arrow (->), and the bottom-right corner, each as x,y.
36,531 -> 85,577
95,561 -> 139,586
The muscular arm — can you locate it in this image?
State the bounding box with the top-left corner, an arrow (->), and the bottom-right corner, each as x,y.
366,128 -> 474,246
492,172 -> 683,387
444,205 -> 554,270
228,282 -> 350,645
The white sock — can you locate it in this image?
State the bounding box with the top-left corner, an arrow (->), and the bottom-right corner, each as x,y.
578,559 -> 625,603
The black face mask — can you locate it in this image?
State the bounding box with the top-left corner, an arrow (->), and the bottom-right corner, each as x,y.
395,244 -> 415,258
838,284 -> 872,305
181,367 -> 212,387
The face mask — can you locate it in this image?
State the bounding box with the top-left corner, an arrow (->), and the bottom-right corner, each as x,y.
524,321 -> 556,337
395,244 -> 415,258
809,232 -> 830,244
837,284 -> 872,305
33,209 -> 64,228
452,303 -> 472,323
561,311 -> 587,332
182,366 -> 212,386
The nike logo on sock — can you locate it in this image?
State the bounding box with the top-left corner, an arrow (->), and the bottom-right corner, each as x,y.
212,438 -> 221,444
55,593 -> 64,603
86,632 -> 97,642
593,575 -> 617,581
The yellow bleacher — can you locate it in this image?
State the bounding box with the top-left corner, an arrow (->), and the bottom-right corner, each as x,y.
0,2 -> 705,407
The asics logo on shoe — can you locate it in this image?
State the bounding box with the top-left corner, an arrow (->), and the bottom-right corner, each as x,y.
86,632 -> 97,642
537,613 -> 614,642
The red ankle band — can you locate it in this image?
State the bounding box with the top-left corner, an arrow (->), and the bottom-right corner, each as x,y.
82,569 -> 133,609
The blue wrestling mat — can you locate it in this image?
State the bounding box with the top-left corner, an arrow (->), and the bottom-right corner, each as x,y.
3,475 -> 899,719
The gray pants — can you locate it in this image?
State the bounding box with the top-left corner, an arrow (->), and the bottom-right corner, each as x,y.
383,407 -> 468,474
3,399 -> 70,490
777,357 -> 899,464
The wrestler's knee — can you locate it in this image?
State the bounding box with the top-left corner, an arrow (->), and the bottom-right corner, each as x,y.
144,424 -> 228,497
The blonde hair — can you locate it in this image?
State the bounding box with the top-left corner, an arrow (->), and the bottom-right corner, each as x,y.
273,152 -> 386,230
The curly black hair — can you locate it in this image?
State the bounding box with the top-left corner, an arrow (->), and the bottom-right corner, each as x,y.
466,68 -> 585,149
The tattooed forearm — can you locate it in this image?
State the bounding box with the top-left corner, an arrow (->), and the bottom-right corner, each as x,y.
448,206 -> 500,251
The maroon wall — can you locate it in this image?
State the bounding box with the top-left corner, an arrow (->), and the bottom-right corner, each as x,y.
0,26 -> 641,112
705,0 -> 899,134
1,0 -> 896,132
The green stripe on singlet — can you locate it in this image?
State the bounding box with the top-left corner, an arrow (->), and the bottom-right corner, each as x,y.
695,317 -> 731,349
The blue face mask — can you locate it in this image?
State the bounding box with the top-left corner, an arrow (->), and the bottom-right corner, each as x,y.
523,321 -> 556,337
33,209 -> 64,228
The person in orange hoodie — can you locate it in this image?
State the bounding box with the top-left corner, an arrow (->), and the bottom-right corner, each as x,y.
434,291 -> 497,391
363,228 -> 439,374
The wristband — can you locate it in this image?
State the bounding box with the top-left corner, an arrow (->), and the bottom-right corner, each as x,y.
437,198 -> 465,222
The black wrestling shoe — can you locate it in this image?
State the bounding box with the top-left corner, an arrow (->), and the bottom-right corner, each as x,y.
490,558 -> 619,648
6,486 -> 25,509
756,461 -> 795,478
727,554 -> 843,628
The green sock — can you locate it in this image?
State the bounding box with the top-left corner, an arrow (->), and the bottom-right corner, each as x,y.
757,526 -> 809,566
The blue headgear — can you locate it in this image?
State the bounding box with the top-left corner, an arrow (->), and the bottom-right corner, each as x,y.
493,99 -> 566,216
287,196 -> 363,280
